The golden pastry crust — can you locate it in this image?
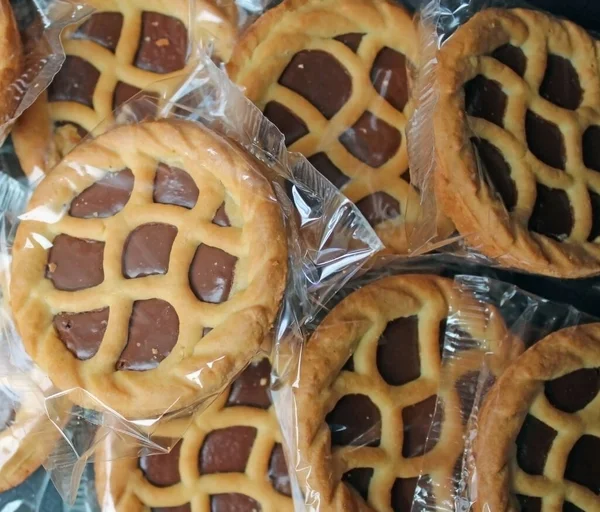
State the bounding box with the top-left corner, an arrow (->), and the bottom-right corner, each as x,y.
435,8 -> 600,278
228,0 -> 453,254
95,357 -> 294,512
0,0 -> 23,127
12,0 -> 237,177
473,323 -> 600,512
293,274 -> 510,511
10,120 -> 288,419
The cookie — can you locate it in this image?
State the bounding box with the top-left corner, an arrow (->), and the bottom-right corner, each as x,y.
9,120 -> 288,418
435,8 -> 600,278
12,0 -> 237,177
0,369 -> 63,492
474,323 -> 600,512
292,274 -> 509,511
227,0 -> 452,254
0,0 -> 22,127
95,357 -> 293,512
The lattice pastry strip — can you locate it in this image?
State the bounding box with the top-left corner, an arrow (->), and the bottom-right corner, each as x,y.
435,7 -> 600,277
10,120 -> 287,418
95,357 -> 294,512
292,274 -> 510,511
474,323 -> 600,512
228,0 -> 453,254
12,0 -> 237,176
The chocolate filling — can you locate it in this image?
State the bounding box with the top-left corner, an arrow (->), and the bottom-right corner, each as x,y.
516,495 -> 542,512
356,192 -> 401,227
72,12 -> 123,53
153,163 -> 199,209
339,111 -> 401,168
391,477 -> 422,512
464,76 -> 506,128
342,467 -> 373,502
342,356 -> 355,372
70,168 -> 134,218
588,191 -> 600,242
135,12 -> 188,74
48,56 -> 100,108
140,439 -> 182,487
563,502 -> 585,512
516,414 -> 557,475
189,244 -> 237,304
544,368 -> 599,413
199,426 -> 257,474
269,444 -> 291,496
212,203 -> 230,227
326,394 -> 381,447
122,223 -> 177,278
307,152 -> 349,190
226,358 -> 271,409
210,494 -> 260,512
334,33 -> 364,53
113,82 -> 159,114
539,55 -> 582,111
525,111 -> 565,170
564,434 -> 600,494
455,371 -> 479,424
472,137 -> 517,212
376,316 -> 420,386
370,47 -> 409,112
47,234 -> 104,291
0,401 -> 16,433
54,308 -> 109,360
279,50 -> 352,120
528,184 -> 573,241
117,299 -> 179,371
264,101 -> 309,146
583,125 -> 600,171
402,395 -> 440,458
492,44 -> 527,77
151,506 -> 191,512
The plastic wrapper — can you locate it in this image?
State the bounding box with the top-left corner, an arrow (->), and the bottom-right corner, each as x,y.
408,0 -> 600,277
225,0 -> 453,256
10,0 -> 241,181
0,0 -> 92,145
412,275 -> 599,512
0,54 -> 381,503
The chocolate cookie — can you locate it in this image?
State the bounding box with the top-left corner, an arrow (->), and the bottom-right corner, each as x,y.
474,323 -> 600,512
12,0 -> 237,177
95,357 -> 293,512
227,0 -> 453,254
9,120 -> 288,418
0,370 -> 63,492
292,274 -> 509,511
434,8 -> 600,277
0,0 -> 22,128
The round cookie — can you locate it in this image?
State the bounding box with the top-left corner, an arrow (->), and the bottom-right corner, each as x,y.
473,323 -> 600,512
434,8 -> 600,277
95,357 -> 293,512
0,0 -> 22,127
10,119 -> 288,419
227,0 -> 453,254
292,274 -> 510,511
12,0 -> 237,177
0,369 -> 63,492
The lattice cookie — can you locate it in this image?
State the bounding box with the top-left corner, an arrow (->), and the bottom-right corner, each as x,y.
95,357 -> 293,512
0,369 -> 63,492
0,0 -> 22,126
10,120 -> 288,418
12,0 -> 237,177
292,274 -> 509,511
227,0 -> 453,254
474,323 -> 600,512
435,8 -> 600,278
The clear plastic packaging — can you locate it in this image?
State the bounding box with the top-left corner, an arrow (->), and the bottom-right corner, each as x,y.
412,275 -> 598,512
0,0 -> 92,145
0,54 -> 381,503
408,0 -> 600,277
